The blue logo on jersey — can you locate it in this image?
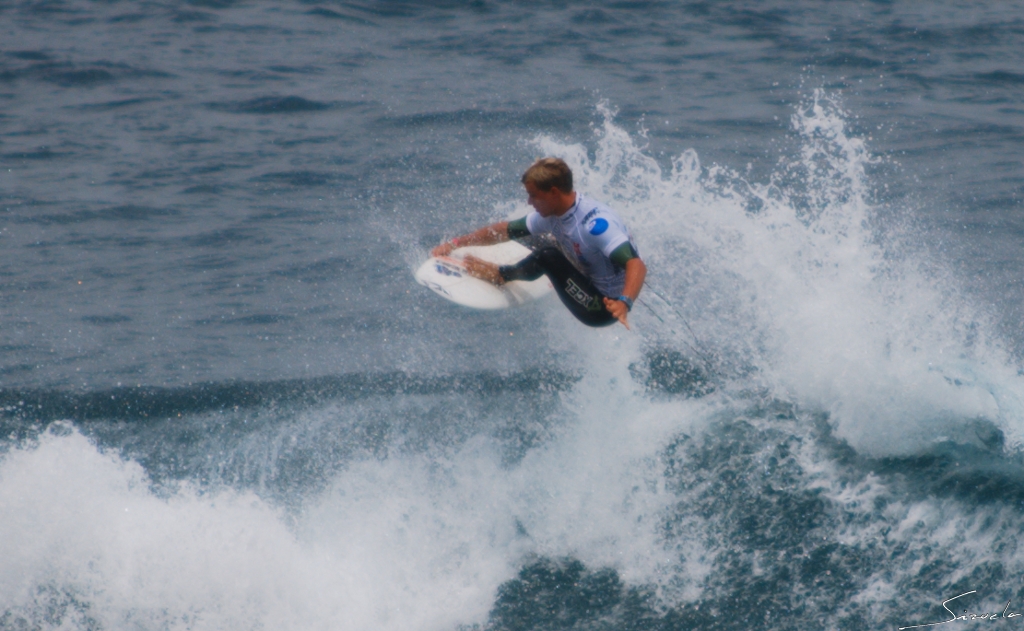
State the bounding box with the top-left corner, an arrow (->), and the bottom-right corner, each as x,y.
588,218 -> 609,235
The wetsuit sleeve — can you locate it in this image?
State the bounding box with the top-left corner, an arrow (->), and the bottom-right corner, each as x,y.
507,216 -> 530,239
609,242 -> 639,268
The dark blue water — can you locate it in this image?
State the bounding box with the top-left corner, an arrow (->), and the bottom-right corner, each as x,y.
3,2 -> 1024,630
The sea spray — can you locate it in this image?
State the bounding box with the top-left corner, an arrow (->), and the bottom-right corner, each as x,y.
535,93 -> 1021,456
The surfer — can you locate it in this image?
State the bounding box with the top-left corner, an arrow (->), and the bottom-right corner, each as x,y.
432,157 -> 646,328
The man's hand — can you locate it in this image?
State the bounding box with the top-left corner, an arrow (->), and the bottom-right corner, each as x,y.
603,297 -> 630,329
431,241 -> 457,257
431,221 -> 510,258
604,257 -> 646,329
463,255 -> 504,285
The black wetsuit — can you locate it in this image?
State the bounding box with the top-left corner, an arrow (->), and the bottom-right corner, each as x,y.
499,246 -> 616,327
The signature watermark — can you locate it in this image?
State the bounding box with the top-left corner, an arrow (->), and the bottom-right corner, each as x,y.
900,591 -> 1024,630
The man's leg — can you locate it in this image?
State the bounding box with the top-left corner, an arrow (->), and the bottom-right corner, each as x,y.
500,247 -> 616,327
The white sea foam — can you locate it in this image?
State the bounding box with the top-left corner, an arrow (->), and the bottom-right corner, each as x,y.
0,365 -> 707,630
533,94 -> 1024,457
0,425 -> 341,630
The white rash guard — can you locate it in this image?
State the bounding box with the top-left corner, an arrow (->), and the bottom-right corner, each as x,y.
524,193 -> 638,297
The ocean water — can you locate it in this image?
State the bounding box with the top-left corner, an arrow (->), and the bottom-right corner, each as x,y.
3,1 -> 1024,629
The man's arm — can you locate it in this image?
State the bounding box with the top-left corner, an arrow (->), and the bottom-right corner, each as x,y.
431,221 -> 510,257
603,256 -> 647,329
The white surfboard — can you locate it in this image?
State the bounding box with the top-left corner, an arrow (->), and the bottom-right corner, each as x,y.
415,241 -> 553,310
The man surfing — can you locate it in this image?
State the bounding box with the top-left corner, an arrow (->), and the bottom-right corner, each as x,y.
432,157 -> 646,328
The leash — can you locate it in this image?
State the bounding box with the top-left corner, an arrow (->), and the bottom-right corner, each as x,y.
636,281 -> 718,379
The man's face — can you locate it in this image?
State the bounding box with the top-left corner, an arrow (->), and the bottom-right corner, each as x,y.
524,181 -> 563,217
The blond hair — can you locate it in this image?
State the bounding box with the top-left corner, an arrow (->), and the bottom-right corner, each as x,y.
521,157 -> 573,192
